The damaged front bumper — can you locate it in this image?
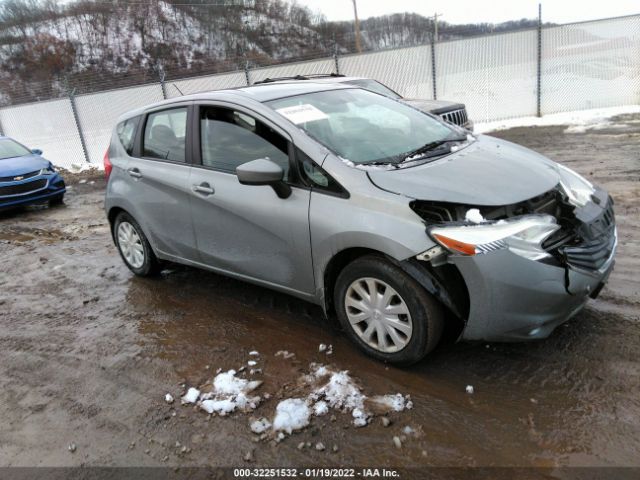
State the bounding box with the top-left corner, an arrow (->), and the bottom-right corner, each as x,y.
451,233 -> 615,341
415,186 -> 617,342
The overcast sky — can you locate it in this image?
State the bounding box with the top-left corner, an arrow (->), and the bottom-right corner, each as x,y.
295,0 -> 639,25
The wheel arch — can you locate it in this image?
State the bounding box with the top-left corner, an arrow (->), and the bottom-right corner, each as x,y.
321,248 -> 469,336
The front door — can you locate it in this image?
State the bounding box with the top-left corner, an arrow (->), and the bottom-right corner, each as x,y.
188,105 -> 314,297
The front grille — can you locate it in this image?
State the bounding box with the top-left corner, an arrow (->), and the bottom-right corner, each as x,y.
0,170 -> 40,182
558,199 -> 616,271
440,108 -> 468,127
562,228 -> 616,271
0,179 -> 47,196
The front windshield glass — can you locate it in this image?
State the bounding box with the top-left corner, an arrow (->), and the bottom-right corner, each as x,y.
268,88 -> 458,165
344,79 -> 402,99
0,138 -> 31,160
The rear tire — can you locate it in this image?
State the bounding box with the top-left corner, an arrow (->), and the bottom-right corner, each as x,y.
113,212 -> 160,276
334,255 -> 443,365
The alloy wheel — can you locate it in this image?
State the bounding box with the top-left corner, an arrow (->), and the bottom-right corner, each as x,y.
117,221 -> 145,269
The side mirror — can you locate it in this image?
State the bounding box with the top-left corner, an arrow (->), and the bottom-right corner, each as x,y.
236,158 -> 291,199
31,148 -> 43,155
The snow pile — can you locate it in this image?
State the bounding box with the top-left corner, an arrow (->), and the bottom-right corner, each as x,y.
250,417 -> 272,434
181,387 -> 200,404
313,400 -> 329,416
465,208 -> 485,224
305,364 -> 412,429
181,369 -> 262,415
174,361 -> 412,440
310,368 -> 366,414
273,399 -> 311,434
475,105 -> 640,134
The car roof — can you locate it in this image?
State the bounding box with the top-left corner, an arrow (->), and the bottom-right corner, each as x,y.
117,81 -> 355,123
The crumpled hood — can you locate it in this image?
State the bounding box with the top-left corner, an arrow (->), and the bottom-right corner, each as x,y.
367,135 -> 561,206
0,154 -> 49,177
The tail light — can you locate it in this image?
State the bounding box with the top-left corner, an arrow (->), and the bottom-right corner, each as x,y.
103,148 -> 112,180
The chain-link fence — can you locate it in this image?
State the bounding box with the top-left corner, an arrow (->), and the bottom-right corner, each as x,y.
0,14 -> 638,169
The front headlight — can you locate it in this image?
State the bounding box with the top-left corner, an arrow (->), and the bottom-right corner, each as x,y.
39,164 -> 55,175
429,214 -> 560,261
557,164 -> 595,208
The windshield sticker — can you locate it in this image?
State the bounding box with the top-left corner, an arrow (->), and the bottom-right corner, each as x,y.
276,104 -> 328,124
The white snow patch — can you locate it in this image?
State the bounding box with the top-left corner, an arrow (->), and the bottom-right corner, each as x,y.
200,398 -> 236,415
250,417 -> 272,434
466,385 -> 475,394
475,105 -> 640,134
311,368 -> 366,413
313,400 -> 329,416
249,351 -> 259,356
181,387 -> 200,404
272,398 -> 311,434
465,208 -> 485,224
192,369 -> 262,415
213,370 -> 261,396
248,360 -> 257,367
164,393 -> 174,404
370,394 -> 413,412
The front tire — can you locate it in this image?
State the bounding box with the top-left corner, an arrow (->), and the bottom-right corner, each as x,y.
334,255 -> 443,365
113,212 -> 160,276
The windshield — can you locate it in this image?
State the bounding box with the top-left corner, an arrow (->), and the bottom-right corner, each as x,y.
344,79 -> 402,99
268,88 -> 458,165
0,138 -> 31,160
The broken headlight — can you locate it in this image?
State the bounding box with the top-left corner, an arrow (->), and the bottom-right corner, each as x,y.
429,214 -> 560,261
557,164 -> 595,208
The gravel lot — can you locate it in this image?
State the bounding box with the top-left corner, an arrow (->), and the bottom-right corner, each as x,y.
0,115 -> 638,469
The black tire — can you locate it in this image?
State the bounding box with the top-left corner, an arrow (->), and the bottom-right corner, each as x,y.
49,194 -> 64,206
113,211 -> 160,276
334,255 -> 443,365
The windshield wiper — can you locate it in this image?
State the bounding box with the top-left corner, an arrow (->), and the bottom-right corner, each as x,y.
397,135 -> 467,163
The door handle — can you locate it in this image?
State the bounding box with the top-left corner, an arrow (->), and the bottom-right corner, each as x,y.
192,183 -> 215,195
127,168 -> 142,179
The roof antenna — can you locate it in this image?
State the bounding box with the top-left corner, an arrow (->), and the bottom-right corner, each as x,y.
172,83 -> 184,96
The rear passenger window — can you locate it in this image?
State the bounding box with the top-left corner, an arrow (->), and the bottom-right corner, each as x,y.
143,108 -> 187,162
116,116 -> 140,155
200,107 -> 289,179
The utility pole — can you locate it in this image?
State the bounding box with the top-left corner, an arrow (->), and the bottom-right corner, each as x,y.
433,12 -> 442,42
352,0 -> 362,53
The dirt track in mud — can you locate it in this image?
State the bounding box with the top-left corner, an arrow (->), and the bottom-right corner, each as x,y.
0,116 -> 639,469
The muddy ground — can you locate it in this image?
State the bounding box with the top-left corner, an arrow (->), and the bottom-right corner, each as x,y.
0,115 -> 638,471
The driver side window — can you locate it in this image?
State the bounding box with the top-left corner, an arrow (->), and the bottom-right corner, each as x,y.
200,107 -> 290,180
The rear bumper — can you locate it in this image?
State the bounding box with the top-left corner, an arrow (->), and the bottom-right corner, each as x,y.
452,235 -> 615,342
0,174 -> 66,209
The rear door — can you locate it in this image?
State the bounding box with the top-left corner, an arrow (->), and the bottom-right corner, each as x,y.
188,103 -> 314,298
125,104 -> 198,261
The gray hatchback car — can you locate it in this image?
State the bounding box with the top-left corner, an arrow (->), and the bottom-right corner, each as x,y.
105,82 -> 616,365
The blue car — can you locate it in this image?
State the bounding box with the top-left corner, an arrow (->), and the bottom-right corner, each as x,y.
0,135 -> 66,209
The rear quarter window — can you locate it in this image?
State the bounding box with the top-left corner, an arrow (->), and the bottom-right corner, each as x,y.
116,116 -> 140,155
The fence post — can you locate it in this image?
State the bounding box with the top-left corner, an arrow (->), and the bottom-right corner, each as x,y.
430,35 -> 437,100
0,113 -> 4,136
68,89 -> 90,164
244,61 -> 251,86
333,38 -> 340,74
159,67 -> 168,100
536,3 -> 542,117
